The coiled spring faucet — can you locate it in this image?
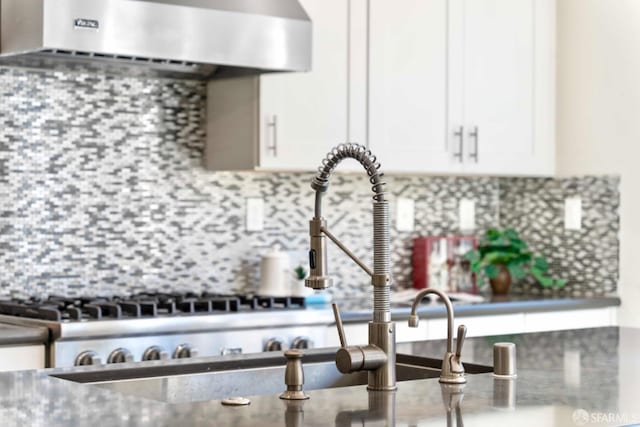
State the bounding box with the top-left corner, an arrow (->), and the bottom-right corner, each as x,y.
305,143 -> 396,391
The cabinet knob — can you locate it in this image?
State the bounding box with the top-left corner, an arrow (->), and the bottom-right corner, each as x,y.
107,348 -> 134,364
264,337 -> 286,352
142,346 -> 170,361
173,343 -> 198,359
74,350 -> 102,366
291,336 -> 314,349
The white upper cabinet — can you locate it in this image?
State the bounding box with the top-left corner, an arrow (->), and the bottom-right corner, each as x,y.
258,0 -> 349,170
452,0 -> 555,175
205,0 -> 555,176
368,0 -> 459,173
368,0 -> 556,175
204,0 -> 350,172
456,0 -> 535,172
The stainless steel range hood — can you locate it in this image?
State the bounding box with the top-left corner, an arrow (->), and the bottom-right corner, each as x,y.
0,0 -> 312,79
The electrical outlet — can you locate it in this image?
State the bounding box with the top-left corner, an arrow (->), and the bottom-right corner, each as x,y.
396,198 -> 415,231
459,199 -> 476,232
246,198 -> 264,231
564,197 -> 582,230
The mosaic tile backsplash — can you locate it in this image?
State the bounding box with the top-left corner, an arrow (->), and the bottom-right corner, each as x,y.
0,67 -> 620,298
500,176 -> 620,295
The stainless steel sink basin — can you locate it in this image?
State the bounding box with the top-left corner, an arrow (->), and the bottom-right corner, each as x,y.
50,350 -> 492,404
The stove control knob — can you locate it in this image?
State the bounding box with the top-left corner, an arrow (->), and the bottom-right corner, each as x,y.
75,350 -> 102,366
291,336 -> 314,349
264,337 -> 286,352
173,343 -> 199,359
142,346 -> 170,361
107,348 -> 135,364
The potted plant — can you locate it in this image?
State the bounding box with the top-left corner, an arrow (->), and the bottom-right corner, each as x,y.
465,228 -> 566,295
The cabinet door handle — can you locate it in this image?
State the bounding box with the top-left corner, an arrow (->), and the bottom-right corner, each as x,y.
468,126 -> 479,163
267,115 -> 278,157
453,126 -> 464,163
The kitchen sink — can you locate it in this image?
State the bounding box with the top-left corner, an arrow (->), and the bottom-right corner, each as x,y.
50,349 -> 492,404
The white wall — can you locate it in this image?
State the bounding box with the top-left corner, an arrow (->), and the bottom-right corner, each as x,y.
556,0 -> 640,326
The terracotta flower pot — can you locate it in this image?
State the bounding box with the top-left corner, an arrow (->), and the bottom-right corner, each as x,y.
489,265 -> 512,295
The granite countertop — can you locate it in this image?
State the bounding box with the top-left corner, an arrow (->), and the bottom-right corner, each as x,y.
339,293 -> 621,322
0,326 -> 637,426
0,324 -> 48,346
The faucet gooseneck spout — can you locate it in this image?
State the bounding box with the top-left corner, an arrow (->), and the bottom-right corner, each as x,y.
305,143 -> 396,391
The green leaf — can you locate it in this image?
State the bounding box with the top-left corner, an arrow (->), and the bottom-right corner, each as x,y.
538,276 -> 554,287
510,238 -> 528,250
486,229 -> 501,241
533,256 -> 549,271
507,262 -> 526,280
503,229 -> 519,240
483,251 -> 516,265
483,243 -> 514,254
484,264 -> 500,279
530,267 -> 545,282
465,250 -> 481,263
531,267 -> 555,287
554,279 -> 567,287
515,252 -> 533,263
470,261 -> 482,273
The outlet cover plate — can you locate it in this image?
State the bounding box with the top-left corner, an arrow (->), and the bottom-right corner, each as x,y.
564,197 -> 582,230
396,198 -> 415,231
246,197 -> 264,231
459,199 -> 476,232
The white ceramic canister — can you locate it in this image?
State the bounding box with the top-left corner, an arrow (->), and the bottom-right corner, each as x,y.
258,245 -> 291,296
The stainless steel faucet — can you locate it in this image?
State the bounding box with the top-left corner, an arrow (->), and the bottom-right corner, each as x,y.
305,143 -> 396,391
409,288 -> 467,384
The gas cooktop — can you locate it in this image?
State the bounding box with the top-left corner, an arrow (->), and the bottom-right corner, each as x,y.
0,292 -> 307,322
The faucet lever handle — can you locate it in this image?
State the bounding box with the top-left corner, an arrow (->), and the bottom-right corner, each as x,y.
332,303 -> 348,348
455,325 -> 467,358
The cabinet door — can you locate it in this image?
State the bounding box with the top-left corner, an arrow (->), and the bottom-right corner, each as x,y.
0,345 -> 45,372
258,0 -> 348,171
454,0 -> 550,175
368,0 -> 459,173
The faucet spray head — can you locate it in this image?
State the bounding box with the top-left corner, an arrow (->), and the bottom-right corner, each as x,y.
305,275 -> 333,290
305,217 -> 333,290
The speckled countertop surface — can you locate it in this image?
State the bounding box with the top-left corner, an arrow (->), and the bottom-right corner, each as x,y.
0,326 -> 637,426
341,294 -> 621,322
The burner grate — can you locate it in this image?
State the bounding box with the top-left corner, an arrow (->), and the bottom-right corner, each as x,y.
0,292 -> 306,322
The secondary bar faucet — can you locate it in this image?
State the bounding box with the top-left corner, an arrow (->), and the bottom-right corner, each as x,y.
305,143 -> 396,391
409,288 -> 467,384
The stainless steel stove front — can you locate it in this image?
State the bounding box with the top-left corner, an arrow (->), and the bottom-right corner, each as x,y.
52,325 -> 328,367
12,309 -> 337,368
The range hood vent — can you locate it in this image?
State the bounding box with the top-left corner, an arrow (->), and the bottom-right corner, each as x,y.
0,0 -> 312,80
